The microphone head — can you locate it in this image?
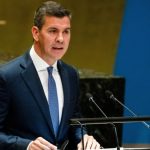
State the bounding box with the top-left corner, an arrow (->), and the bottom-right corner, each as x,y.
85,93 -> 93,101
105,90 -> 113,99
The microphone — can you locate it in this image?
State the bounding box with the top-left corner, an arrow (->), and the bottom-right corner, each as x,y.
105,90 -> 150,129
86,93 -> 107,118
86,93 -> 120,150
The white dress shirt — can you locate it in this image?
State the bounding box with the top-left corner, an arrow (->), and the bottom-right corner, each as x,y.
29,46 -> 64,123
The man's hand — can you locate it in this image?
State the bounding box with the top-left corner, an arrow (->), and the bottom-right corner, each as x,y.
77,134 -> 101,150
29,137 -> 57,150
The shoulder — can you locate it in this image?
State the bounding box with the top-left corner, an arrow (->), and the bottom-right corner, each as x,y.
0,56 -> 23,72
0,52 -> 30,80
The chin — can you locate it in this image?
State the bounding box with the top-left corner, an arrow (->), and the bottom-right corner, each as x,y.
55,54 -> 65,60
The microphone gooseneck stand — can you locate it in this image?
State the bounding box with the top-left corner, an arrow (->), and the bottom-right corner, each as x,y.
105,90 -> 150,129
88,94 -> 120,150
74,120 -> 85,150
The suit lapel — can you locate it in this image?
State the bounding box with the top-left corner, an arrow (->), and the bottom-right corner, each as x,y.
20,55 -> 73,138
20,53 -> 55,136
57,61 -> 71,138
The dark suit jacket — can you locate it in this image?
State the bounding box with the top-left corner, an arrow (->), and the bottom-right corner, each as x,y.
0,52 -> 83,150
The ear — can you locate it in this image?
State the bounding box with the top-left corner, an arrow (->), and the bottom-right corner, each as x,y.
31,26 -> 39,41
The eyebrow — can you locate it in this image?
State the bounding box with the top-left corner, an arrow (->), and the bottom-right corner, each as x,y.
48,27 -> 71,30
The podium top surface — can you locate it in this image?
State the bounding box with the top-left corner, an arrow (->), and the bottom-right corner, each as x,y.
103,148 -> 150,150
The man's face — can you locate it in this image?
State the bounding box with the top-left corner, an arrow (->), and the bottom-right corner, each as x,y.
32,16 -> 71,65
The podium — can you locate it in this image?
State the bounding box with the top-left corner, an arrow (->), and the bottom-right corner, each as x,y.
79,76 -> 125,147
70,116 -> 150,150
103,148 -> 150,150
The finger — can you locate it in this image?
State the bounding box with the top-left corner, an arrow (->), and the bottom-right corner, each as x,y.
29,141 -> 41,150
77,138 -> 88,150
85,136 -> 94,149
29,140 -> 45,150
30,137 -> 57,150
90,139 -> 100,149
84,135 -> 101,150
30,140 -> 50,150
77,135 -> 101,150
77,140 -> 85,150
77,142 -> 81,150
95,143 -> 101,150
37,137 -> 57,149
83,134 -> 90,148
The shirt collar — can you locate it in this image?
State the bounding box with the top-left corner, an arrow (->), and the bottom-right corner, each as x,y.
30,45 -> 58,72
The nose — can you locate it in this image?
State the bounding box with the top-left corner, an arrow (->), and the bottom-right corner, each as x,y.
56,33 -> 64,43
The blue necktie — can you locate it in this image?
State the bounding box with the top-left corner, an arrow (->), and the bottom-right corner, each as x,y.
47,66 -> 59,136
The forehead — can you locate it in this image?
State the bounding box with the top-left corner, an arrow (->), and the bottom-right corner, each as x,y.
43,16 -> 71,29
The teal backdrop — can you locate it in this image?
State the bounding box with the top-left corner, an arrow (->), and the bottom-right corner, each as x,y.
114,0 -> 150,144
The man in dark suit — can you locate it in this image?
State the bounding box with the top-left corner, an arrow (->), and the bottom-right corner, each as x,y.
0,1 -> 101,150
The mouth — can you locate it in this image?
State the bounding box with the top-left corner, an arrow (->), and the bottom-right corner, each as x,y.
52,47 -> 63,50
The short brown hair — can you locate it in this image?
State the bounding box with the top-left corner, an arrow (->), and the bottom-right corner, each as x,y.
34,1 -> 71,30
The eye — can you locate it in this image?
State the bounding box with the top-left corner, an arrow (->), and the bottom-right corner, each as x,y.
48,29 -> 57,34
64,29 -> 70,34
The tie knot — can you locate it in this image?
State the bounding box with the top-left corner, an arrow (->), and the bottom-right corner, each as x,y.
47,66 -> 53,75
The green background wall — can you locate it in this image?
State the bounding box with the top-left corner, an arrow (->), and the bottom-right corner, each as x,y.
0,0 -> 124,74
